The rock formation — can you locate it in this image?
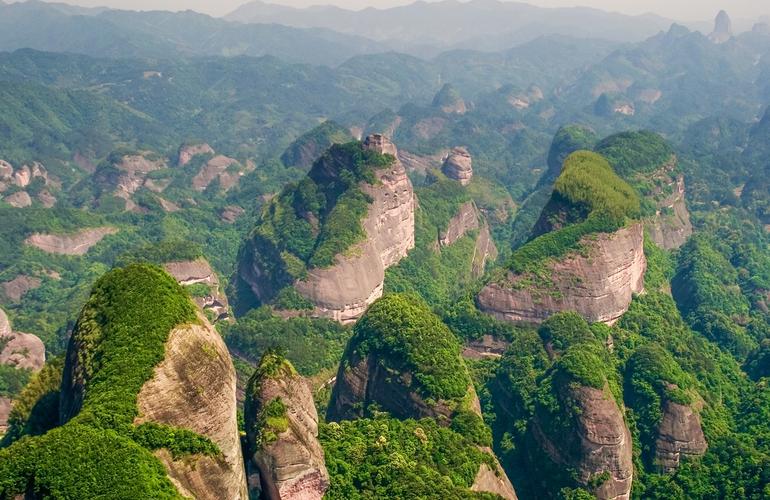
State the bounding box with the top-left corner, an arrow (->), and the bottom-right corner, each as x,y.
107,153 -> 168,212
654,399 -> 708,473
433,83 -> 467,114
442,147 -> 473,185
241,135 -> 415,324
25,227 -> 118,255
191,154 -> 253,192
327,294 -> 477,423
281,121 -> 353,169
479,222 -> 646,325
245,354 -> 329,500
533,383 -> 633,500
643,160 -> 693,250
134,312 -> 247,499
163,258 -> 230,322
472,222 -> 499,278
57,265 -> 247,499
709,10 -> 733,44
437,200 -> 498,278
0,161 -> 56,208
1,275 -> 42,302
0,308 -> 46,434
178,143 -> 215,166
471,451 -> 518,499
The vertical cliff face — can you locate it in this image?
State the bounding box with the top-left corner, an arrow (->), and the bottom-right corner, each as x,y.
644,170 -> 692,250
241,135 -> 415,324
654,399 -> 708,473
55,265 -> 247,499
442,147 -> 473,186
163,258 -> 230,322
134,313 -> 248,500
245,354 -> 329,500
479,222 -> 646,325
534,384 -> 633,500
327,294 -> 477,423
478,150 -> 645,326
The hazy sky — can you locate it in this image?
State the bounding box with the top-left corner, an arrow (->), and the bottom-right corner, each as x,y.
8,0 -> 770,22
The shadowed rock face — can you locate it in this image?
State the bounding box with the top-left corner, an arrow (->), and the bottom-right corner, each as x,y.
134,313 -> 248,500
293,135 -> 415,324
645,166 -> 692,250
25,227 -> 118,256
472,451 -> 518,500
534,384 -> 633,500
442,147 -> 473,185
709,10 -> 732,44
478,223 -> 646,325
655,400 -> 708,473
245,357 -> 329,500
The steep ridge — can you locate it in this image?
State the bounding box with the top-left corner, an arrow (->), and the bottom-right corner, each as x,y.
594,131 -> 692,250
478,151 -> 645,325
281,121 -> 354,169
245,353 -> 329,500
326,293 -> 516,499
238,135 -> 414,324
0,265 -> 247,499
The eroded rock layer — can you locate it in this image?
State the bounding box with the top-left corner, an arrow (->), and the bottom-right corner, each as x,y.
245,356 -> 329,500
534,384 -> 633,500
478,223 -> 646,325
442,147 -> 473,185
25,227 -> 118,256
134,313 -> 248,500
654,400 -> 708,473
294,135 -> 415,323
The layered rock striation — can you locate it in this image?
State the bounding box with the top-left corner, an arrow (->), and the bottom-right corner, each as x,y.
239,135 -> 414,324
654,399 -> 708,473
533,383 -> 633,500
245,354 -> 329,500
642,160 -> 692,250
479,222 -> 646,325
478,151 -> 645,326
442,147 -> 473,185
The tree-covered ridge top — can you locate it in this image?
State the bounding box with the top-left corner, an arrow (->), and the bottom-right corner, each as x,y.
506,150 -> 640,274
594,130 -> 675,178
352,293 -> 471,401
0,264 -> 218,498
252,141 -> 395,277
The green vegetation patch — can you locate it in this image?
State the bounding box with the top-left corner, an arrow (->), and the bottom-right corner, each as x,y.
321,417 -> 498,499
594,131 -> 674,178
0,264 -> 219,498
352,293 -> 471,401
506,151 -> 640,274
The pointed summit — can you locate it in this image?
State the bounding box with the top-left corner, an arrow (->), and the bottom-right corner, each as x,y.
709,10 -> 732,44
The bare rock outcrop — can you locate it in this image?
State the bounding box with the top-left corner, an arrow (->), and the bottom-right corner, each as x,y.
643,161 -> 692,250
478,222 -> 646,325
471,451 -> 518,499
1,275 -> 42,302
0,309 -> 45,372
178,143 -> 216,166
293,135 -> 415,323
442,147 -> 473,186
709,10 -> 733,44
134,312 -> 248,499
4,191 -> 32,208
25,227 -> 118,255
192,155 -> 253,192
163,258 -> 230,322
472,221 -> 499,278
245,354 -> 329,500
440,201 -> 479,247
654,400 -> 708,473
534,384 -> 633,500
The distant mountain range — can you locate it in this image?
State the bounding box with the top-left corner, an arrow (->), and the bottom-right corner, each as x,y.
225,0 -> 675,53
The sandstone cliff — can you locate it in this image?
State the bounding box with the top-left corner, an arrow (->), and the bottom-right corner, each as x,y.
438,200 -> 498,278
642,159 -> 692,250
442,147 -> 473,186
25,227 -> 118,256
534,383 -> 633,500
478,150 -> 645,326
0,160 -> 56,208
245,354 -> 329,500
240,135 -> 415,324
478,222 -> 646,325
134,312 -> 248,499
0,309 -> 45,372
654,399 -> 708,473
327,294 -> 478,423
164,258 -> 230,322
709,10 -> 733,44
471,451 -> 518,500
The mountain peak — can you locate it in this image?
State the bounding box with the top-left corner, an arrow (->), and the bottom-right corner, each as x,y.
709,10 -> 732,44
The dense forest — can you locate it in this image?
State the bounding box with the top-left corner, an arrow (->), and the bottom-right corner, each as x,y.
1,2 -> 770,499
